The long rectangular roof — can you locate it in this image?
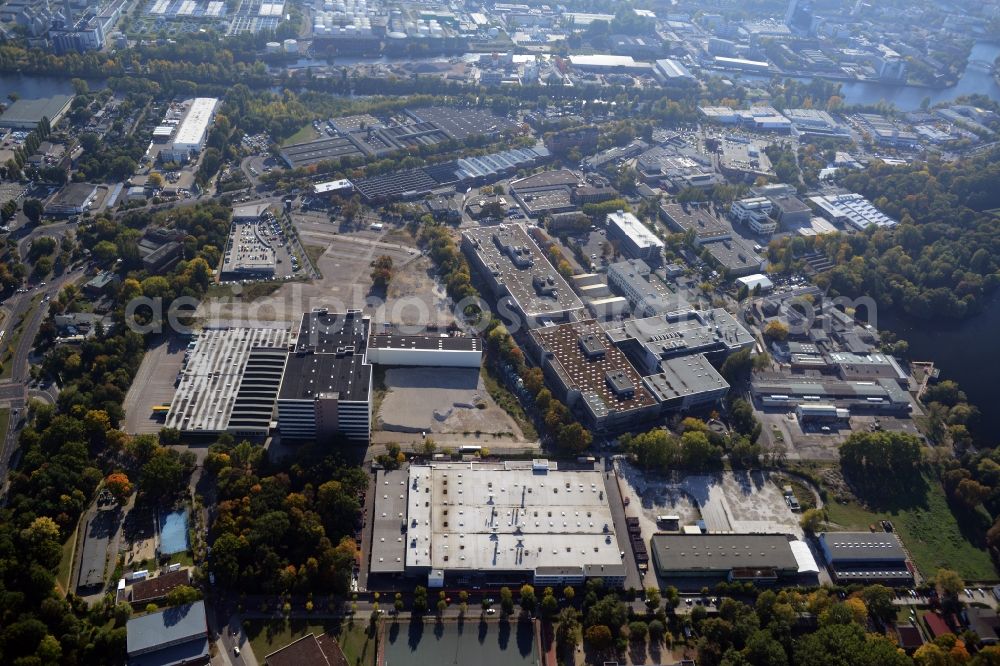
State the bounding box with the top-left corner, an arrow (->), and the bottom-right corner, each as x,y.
462,224 -> 583,320
167,327 -> 290,433
126,601 -> 207,657
651,534 -> 800,573
405,462 -> 624,576
172,97 -> 217,149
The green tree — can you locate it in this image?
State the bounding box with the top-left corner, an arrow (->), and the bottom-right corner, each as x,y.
22,198 -> 43,223
584,624 -> 613,651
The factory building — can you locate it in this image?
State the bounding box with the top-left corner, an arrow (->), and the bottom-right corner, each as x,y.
650,534 -> 818,584
606,258 -> 679,318
809,192 -> 897,231
277,309 -> 373,443
819,532 -> 913,585
159,98 -> 218,164
752,377 -> 913,414
166,327 -> 291,438
366,324 -> 481,368
370,461 -> 627,588
604,308 -> 755,373
461,224 -> 584,329
606,210 -> 664,265
526,319 -> 660,433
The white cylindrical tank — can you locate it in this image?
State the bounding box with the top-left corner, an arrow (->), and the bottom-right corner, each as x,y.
266,41 -> 281,53
283,38 -> 299,53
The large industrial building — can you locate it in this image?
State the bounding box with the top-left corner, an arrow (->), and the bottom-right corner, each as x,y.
606,258 -> 678,317
462,224 -> 584,328
277,309 -> 373,443
366,324 -> 481,367
606,210 -> 664,265
0,93 -> 74,129
165,327 -> 291,437
642,354 -> 730,411
650,534 -> 818,584
126,601 -> 209,666
819,532 -> 913,585
603,308 -> 755,373
159,98 -> 218,164
752,377 -> 913,414
808,193 -> 897,231
659,202 -> 733,245
527,319 -> 660,432
370,461 -> 627,588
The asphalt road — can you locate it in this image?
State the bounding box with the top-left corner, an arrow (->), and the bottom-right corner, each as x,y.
0,266 -> 86,490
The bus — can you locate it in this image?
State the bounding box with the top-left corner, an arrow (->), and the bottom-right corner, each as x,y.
459,445 -> 482,454
151,404 -> 171,416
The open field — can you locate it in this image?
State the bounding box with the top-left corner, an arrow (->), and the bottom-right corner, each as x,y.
196,222 -> 418,324
246,619 -> 375,666
824,475 -> 994,581
282,124 -> 321,146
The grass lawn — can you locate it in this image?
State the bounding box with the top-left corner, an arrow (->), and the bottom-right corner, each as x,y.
56,521 -> 79,594
824,475 -> 995,581
0,407 -> 8,449
167,550 -> 194,567
282,123 -> 321,146
246,618 -> 376,665
304,243 -> 326,267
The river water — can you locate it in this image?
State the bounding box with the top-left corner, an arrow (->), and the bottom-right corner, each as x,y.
877,298 -> 1000,442
836,41 -> 1000,109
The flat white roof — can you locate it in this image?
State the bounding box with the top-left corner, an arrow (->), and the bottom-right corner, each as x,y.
314,179 -> 353,194
607,210 -> 664,250
405,462 -> 622,574
736,273 -> 773,291
172,98 -> 218,150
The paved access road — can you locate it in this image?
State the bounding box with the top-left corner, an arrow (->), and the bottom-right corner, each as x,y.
0,266 -> 86,491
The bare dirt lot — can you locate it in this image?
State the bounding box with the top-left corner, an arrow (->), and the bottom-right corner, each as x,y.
195,218 -> 429,325
377,367 -> 524,439
617,462 -> 804,537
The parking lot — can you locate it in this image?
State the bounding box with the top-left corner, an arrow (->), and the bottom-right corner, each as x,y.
616,461 -> 807,586
121,336 -> 188,434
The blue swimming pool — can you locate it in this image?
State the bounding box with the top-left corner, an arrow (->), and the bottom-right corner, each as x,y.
160,509 -> 189,555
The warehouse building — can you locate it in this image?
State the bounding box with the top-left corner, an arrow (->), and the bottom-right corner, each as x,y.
159,98 -> 218,164
126,601 -> 209,666
461,224 -> 584,328
370,461 -> 627,588
166,327 -> 291,437
650,534 -> 818,584
366,324 -> 481,367
819,532 -> 913,585
654,58 -> 696,83
0,93 -> 74,129
277,309 -> 373,443
509,169 -> 581,217
604,308 -> 754,373
606,210 -> 664,265
45,182 -> 98,217
752,377 -> 912,414
526,319 -> 660,433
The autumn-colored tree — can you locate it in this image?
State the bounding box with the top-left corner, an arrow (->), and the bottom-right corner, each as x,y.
104,472 -> 133,504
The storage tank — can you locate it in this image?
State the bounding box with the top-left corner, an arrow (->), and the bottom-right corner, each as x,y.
283,38 -> 299,53
265,41 -> 281,53
488,26 -> 500,38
